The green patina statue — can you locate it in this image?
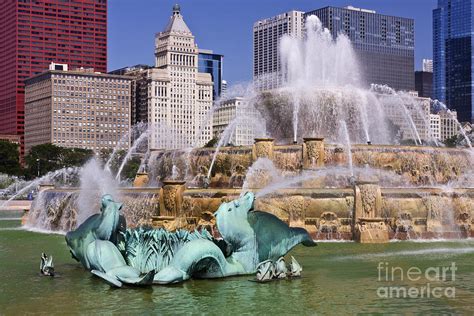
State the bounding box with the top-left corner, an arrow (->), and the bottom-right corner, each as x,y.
65,195 -> 155,287
66,192 -> 316,287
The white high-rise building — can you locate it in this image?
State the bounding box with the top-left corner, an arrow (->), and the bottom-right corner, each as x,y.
149,4 -> 213,149
430,113 -> 441,140
253,11 -> 304,91
212,97 -> 259,146
430,110 -> 459,141
422,59 -> 433,73
221,80 -> 228,99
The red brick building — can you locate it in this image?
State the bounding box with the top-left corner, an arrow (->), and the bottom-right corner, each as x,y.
0,0 -> 107,159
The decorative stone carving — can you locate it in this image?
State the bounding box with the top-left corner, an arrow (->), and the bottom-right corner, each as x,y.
353,181 -> 387,243
159,180 -> 186,217
423,196 -> 449,233
252,138 -> 274,161
133,172 -> 149,188
190,166 -> 209,188
454,197 -> 473,234
318,212 -> 341,233
394,211 -> 413,233
353,181 -> 382,220
334,147 -> 345,166
286,195 -> 305,228
355,219 -> 389,243
457,211 -> 472,234
302,138 -> 325,168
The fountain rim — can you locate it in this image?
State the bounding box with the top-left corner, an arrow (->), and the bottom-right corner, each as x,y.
254,138 -> 275,142
303,137 -> 325,142
354,180 -> 380,186
161,179 -> 187,186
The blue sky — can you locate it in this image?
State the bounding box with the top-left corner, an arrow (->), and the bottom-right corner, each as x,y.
108,0 -> 437,86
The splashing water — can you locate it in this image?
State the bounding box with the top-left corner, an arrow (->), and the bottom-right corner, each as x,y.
370,84 -> 423,145
170,165 -> 180,180
76,159 -> 119,225
280,15 -> 367,142
207,118 -> 239,179
116,128 -> 150,181
0,167 -> 80,209
339,121 -> 354,177
432,99 -> 473,151
105,122 -> 147,172
241,158 -> 283,195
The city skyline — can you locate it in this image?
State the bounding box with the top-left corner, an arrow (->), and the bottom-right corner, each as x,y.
109,0 -> 437,85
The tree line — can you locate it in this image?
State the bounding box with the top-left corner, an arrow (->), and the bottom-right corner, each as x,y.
0,141 -> 140,181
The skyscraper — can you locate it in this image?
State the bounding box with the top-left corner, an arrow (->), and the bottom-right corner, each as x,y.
434,0 -> 474,123
253,11 -> 304,91
150,4 -> 213,149
423,59 -> 433,72
0,0 -> 107,158
24,64 -> 131,153
305,6 -> 415,91
109,64 -> 151,125
415,71 -> 433,99
198,49 -> 223,100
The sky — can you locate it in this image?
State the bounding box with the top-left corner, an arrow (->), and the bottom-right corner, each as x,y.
108,0 -> 437,86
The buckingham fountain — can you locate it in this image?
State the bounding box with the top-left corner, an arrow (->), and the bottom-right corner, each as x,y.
24,16 -> 474,242
12,15 -> 474,289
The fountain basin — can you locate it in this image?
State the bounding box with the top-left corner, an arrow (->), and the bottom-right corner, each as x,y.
24,185 -> 474,242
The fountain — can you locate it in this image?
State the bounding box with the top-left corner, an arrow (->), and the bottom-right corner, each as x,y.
20,16 -> 474,245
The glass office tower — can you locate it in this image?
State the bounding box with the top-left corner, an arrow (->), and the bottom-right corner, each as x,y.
433,0 -> 474,123
198,49 -> 223,100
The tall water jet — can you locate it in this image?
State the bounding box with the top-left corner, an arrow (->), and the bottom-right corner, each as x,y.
370,84 -> 423,145
104,122 -> 147,173
276,15 -> 387,144
116,128 -> 150,181
207,118 -> 239,179
339,121 -> 354,177
76,159 -> 119,225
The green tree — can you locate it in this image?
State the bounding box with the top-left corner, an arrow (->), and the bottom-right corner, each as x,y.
24,143 -> 94,178
120,156 -> 141,181
0,141 -> 21,176
98,148 -> 113,165
400,139 -> 418,146
204,137 -> 218,148
61,147 -> 94,167
107,150 -> 126,175
25,143 -> 63,178
444,135 -> 459,148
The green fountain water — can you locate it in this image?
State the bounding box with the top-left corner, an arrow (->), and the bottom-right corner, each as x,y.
1,216 -> 473,314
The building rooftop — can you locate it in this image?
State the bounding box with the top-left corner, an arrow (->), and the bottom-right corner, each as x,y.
163,4 -> 191,34
344,6 -> 376,14
25,68 -> 132,84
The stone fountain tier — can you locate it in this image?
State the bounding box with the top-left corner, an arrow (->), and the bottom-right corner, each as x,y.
149,138 -> 473,189
252,138 -> 275,160
25,184 -> 474,243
